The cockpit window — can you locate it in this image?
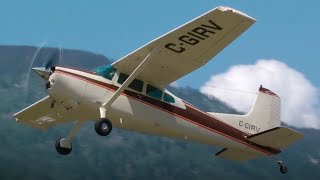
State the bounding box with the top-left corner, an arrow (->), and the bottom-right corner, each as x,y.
118,73 -> 143,92
164,93 -> 175,103
146,84 -> 163,100
93,65 -> 117,80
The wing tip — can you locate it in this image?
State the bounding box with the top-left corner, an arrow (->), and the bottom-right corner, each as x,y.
13,113 -> 19,121
217,6 -> 257,22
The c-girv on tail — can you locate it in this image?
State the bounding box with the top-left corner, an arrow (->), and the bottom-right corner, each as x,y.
14,6 -> 303,174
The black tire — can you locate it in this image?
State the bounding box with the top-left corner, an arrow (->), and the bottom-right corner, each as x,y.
280,165 -> 288,174
95,118 -> 112,136
55,138 -> 72,155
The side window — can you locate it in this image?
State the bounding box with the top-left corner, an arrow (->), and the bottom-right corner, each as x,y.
117,73 -> 143,92
129,79 -> 143,92
93,65 -> 116,80
164,93 -> 175,103
117,73 -> 128,84
146,84 -> 163,100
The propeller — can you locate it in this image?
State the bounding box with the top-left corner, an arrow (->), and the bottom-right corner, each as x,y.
43,46 -> 63,70
32,46 -> 63,80
24,42 -> 63,101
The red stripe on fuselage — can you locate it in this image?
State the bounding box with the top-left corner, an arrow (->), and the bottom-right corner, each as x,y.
54,69 -> 280,155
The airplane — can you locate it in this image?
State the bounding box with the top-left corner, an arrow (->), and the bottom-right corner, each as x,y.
14,6 -> 303,174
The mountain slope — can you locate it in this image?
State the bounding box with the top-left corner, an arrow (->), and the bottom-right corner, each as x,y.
0,46 -> 319,180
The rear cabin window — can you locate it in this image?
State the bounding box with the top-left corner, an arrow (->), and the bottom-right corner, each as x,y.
164,93 -> 175,103
117,73 -> 143,92
93,65 -> 116,80
146,84 -> 163,100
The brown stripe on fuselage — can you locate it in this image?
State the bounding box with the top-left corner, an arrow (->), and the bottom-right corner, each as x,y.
54,68 -> 280,155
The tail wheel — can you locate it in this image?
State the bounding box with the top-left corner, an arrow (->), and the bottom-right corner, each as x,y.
280,165 -> 288,174
95,118 -> 112,136
55,138 -> 72,155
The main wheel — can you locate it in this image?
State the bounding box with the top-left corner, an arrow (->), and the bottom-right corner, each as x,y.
280,165 -> 288,174
55,138 -> 72,155
95,118 -> 112,136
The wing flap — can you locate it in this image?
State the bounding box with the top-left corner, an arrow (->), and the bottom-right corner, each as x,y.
112,6 -> 256,87
216,148 -> 261,161
247,127 -> 304,149
14,96 -> 81,130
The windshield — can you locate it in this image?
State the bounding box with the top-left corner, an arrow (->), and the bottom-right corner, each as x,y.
93,65 -> 117,80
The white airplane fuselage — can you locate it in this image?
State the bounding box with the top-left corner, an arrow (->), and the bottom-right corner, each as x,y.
48,67 -> 276,157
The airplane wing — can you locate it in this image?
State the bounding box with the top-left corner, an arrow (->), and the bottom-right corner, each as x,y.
112,6 -> 256,87
14,96 -> 89,130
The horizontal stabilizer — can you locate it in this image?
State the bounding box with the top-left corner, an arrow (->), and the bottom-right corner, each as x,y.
216,148 -> 261,161
247,127 -> 304,149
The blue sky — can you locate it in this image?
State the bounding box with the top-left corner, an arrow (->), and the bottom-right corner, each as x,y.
1,0 -> 319,89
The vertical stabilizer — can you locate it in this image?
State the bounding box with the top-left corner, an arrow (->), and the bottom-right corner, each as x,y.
246,86 -> 281,132
208,85 -> 281,135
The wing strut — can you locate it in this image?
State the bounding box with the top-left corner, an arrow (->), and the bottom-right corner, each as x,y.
100,49 -> 157,117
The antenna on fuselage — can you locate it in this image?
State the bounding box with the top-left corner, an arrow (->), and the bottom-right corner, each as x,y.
206,86 -> 257,95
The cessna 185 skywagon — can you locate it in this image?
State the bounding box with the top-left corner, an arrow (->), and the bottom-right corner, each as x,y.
14,6 -> 303,174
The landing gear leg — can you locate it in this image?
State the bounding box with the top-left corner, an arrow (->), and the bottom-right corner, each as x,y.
55,120 -> 85,155
277,161 -> 288,174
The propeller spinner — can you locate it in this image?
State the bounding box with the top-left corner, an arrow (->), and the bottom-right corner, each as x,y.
32,67 -> 51,80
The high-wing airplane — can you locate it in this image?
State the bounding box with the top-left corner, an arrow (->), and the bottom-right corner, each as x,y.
14,6 -> 303,174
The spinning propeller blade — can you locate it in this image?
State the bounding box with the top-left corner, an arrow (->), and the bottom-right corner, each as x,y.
25,43 -> 63,101
42,47 -> 62,69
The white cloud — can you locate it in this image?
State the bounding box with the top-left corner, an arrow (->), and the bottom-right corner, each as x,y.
200,59 -> 320,129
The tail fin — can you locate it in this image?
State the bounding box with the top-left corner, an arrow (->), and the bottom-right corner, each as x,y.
245,85 -> 281,133
208,85 -> 281,135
